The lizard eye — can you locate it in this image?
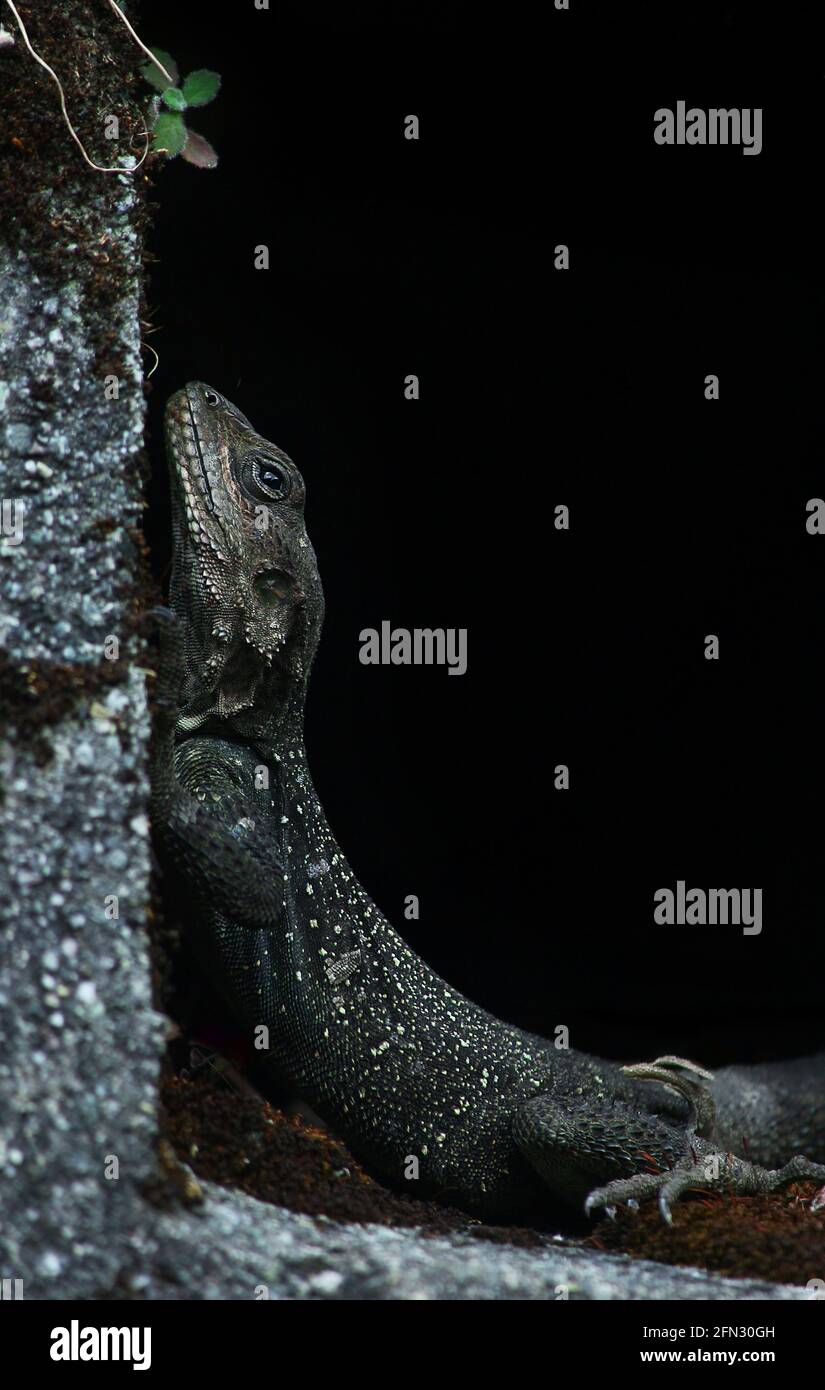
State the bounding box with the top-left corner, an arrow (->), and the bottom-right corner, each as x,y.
251,457 -> 290,501
203,388 -> 220,406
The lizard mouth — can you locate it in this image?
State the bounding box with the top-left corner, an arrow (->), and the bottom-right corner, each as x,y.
164,389 -> 224,542
185,396 -> 216,512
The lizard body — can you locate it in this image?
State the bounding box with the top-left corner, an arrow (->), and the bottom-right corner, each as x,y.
151,382 -> 825,1221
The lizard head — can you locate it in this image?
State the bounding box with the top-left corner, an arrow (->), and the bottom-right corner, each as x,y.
164,381 -> 325,740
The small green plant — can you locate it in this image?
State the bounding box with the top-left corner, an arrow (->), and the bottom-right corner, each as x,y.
141,48 -> 221,168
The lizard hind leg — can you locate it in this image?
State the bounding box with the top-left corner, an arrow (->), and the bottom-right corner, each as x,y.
512,1057 -> 722,1214
512,1087 -> 690,1212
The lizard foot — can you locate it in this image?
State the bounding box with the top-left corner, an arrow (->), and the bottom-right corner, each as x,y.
584,1056 -> 825,1223
513,1056 -> 709,1214
585,1147 -> 825,1225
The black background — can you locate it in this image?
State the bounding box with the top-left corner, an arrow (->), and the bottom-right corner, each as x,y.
142,2 -> 824,1069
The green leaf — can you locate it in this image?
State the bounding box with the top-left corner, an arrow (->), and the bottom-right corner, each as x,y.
181,128 -> 219,170
181,70 -> 221,108
151,111 -> 186,158
140,48 -> 179,92
161,87 -> 188,112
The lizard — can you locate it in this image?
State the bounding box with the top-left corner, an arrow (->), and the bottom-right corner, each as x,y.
150,380 -> 825,1224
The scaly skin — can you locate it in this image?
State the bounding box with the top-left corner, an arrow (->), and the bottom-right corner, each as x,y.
150,381 -> 825,1221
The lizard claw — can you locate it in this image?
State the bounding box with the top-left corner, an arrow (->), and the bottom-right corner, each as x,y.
585,1168 -> 670,1219
136,604 -> 178,628
622,1055 -> 717,1139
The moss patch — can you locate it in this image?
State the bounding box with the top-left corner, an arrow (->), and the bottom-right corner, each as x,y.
0,0 -> 154,330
